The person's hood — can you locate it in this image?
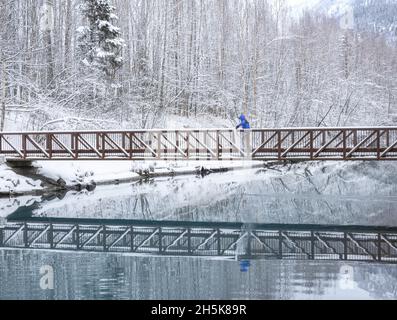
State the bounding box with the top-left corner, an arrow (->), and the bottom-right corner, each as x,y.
239,114 -> 246,121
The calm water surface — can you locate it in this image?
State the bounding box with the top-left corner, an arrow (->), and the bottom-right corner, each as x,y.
1,167 -> 397,300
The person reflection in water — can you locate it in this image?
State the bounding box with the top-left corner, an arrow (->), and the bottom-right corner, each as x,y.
240,260 -> 251,272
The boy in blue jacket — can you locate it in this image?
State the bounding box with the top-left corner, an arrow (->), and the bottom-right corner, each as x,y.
235,114 -> 251,159
236,114 -> 251,129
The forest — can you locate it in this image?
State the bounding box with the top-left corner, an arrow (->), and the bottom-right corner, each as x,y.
0,0 -> 396,131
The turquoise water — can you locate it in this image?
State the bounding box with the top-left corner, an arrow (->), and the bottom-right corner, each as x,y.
1,249 -> 396,300
1,168 -> 397,300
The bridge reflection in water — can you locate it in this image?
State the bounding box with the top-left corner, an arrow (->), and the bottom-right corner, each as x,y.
1,217 -> 397,264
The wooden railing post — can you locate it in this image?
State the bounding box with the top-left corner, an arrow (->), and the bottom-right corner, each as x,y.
204,130 -> 209,160
23,222 -> 28,248
100,133 -> 105,159
157,131 -> 161,160
130,226 -> 134,252
128,132 -> 133,160
47,133 -> 52,159
103,225 -> 107,251
311,231 -> 315,260
75,224 -> 80,250
22,134 -> 27,159
186,131 -> 190,160
175,130 -> 179,161
216,130 -> 220,160
277,130 -> 282,160
49,223 -> 54,249
278,231 -> 283,259
73,133 -> 78,160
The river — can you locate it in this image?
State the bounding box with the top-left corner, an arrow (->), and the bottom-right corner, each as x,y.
1,162 -> 397,300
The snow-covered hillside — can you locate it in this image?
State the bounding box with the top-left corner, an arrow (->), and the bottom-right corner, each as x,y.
285,0 -> 353,14
354,0 -> 397,41
312,0 -> 354,14
292,0 -> 397,41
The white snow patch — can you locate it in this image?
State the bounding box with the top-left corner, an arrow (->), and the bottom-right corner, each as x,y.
35,160 -> 260,187
0,165 -> 42,194
35,161 -> 140,186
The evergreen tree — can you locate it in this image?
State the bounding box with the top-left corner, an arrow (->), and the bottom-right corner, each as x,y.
78,0 -> 124,81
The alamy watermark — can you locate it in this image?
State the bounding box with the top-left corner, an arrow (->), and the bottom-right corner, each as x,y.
40,265 -> 54,290
339,265 -> 355,290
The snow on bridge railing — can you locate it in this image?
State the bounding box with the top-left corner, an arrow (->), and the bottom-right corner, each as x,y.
2,126 -> 397,134
1,127 -> 397,161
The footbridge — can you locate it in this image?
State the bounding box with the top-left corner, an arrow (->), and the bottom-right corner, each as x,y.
1,127 -> 397,161
1,217 -> 397,264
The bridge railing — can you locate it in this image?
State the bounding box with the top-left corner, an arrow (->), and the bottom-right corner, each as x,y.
1,127 -> 397,160
1,219 -> 397,263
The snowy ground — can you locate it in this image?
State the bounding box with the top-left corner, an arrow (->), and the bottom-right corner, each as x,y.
34,160 -> 262,187
36,161 -> 139,186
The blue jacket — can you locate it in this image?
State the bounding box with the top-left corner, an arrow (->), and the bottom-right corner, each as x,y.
236,114 -> 250,129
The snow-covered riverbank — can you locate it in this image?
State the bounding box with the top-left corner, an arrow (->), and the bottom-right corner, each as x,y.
3,160 -> 397,226
2,160 -> 397,199
0,160 -> 265,197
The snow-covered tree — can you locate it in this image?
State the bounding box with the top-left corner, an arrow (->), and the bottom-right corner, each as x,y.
78,0 -> 124,81
0,0 -> 396,130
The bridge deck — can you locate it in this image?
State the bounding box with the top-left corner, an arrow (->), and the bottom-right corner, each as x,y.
1,127 -> 397,161
2,217 -> 397,263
